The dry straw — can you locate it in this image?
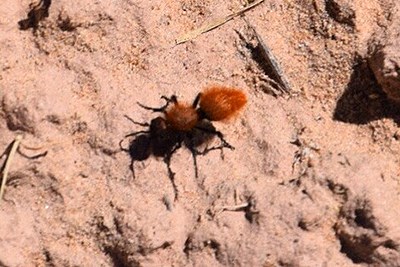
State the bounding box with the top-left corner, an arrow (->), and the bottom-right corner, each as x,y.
176,0 -> 264,44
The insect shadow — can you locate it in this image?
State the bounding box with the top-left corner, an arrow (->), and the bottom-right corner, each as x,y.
120,95 -> 234,200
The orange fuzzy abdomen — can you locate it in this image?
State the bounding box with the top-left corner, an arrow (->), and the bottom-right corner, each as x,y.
199,86 -> 247,121
165,103 -> 198,131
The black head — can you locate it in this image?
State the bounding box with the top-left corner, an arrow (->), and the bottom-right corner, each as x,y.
128,134 -> 152,161
149,117 -> 168,135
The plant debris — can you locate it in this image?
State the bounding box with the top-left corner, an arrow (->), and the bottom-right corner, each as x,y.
176,0 -> 264,44
18,0 -> 52,30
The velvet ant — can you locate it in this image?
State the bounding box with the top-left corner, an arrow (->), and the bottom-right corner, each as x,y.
120,86 -> 247,199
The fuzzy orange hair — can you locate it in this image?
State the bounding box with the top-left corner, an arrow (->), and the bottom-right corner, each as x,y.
165,103 -> 198,131
199,86 -> 247,121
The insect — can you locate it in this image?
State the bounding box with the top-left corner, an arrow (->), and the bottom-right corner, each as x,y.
120,86 -> 247,199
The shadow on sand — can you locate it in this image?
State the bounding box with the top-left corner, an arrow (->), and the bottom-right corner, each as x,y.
333,59 -> 400,125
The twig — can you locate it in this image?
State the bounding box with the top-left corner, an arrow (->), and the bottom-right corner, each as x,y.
216,202 -> 250,214
176,0 -> 264,44
0,135 -> 23,203
245,21 -> 292,93
18,141 -> 48,159
17,146 -> 48,159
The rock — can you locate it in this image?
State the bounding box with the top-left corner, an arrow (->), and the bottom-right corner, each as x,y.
369,9 -> 400,101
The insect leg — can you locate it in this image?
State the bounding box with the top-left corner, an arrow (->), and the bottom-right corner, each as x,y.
121,115 -> 151,151
194,125 -> 235,154
189,146 -> 199,178
192,93 -> 201,108
163,141 -> 182,201
124,115 -> 150,127
209,130 -> 235,151
164,155 -> 178,200
137,95 -> 178,113
130,158 -> 136,179
124,131 -> 149,138
161,95 -> 178,104
119,139 -> 130,152
119,130 -> 150,152
188,147 -> 208,192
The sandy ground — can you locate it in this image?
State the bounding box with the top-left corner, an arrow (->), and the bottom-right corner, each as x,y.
1,0 -> 400,266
